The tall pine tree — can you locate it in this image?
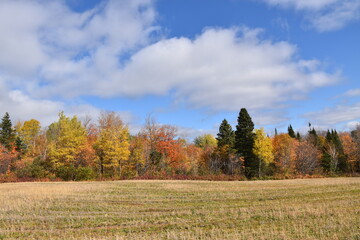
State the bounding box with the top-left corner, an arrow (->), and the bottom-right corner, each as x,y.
216,119 -> 235,148
0,112 -> 15,151
235,108 -> 256,178
287,125 -> 296,138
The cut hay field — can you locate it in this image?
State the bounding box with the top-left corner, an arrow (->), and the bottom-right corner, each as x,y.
0,178 -> 359,240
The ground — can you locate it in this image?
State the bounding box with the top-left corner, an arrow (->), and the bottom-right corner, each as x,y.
0,178 -> 359,239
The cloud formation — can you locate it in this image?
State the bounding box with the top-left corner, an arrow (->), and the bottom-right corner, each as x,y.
0,78 -> 101,126
304,102 -> 360,126
0,0 -> 155,124
343,88 -> 360,97
261,0 -> 360,31
116,28 -> 339,113
0,0 -> 340,127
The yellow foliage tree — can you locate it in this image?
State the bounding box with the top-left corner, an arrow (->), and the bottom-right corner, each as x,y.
18,119 -> 41,157
129,135 -> 147,176
253,128 -> 274,177
47,112 -> 87,169
94,112 -> 130,178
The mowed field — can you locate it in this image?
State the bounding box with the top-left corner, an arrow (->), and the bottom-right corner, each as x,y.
0,178 -> 359,240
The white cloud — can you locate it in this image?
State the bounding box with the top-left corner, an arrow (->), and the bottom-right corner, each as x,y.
0,0 -> 341,127
0,0 -> 156,125
114,28 -> 339,113
0,82 -> 102,127
343,88 -> 360,97
311,0 -> 360,31
263,0 -> 339,10
304,102 -> 360,126
260,0 -> 360,31
0,0 -> 156,85
177,127 -> 217,141
252,111 -> 290,126
346,121 -> 360,130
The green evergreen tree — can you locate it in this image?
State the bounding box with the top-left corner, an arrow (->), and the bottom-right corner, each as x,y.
287,125 -> 296,138
15,136 -> 27,157
275,128 -> 278,136
0,112 -> 15,151
332,130 -> 347,172
216,119 -> 235,148
307,128 -> 320,146
235,108 -> 256,177
322,130 -> 346,173
296,132 -> 301,141
309,128 -> 317,136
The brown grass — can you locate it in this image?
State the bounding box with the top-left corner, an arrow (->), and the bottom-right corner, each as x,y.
0,178 -> 359,239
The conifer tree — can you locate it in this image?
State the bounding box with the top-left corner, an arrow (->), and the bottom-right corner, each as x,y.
235,108 -> 256,177
296,132 -> 301,141
322,130 -> 346,173
288,125 -> 296,138
216,119 -> 235,148
0,112 -> 15,151
15,136 -> 27,155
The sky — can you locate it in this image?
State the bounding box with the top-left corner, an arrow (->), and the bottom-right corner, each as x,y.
0,0 -> 359,139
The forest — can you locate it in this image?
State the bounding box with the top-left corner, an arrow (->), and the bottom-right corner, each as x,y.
0,108 -> 359,182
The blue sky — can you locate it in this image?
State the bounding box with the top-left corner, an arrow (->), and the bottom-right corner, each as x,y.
0,0 -> 359,138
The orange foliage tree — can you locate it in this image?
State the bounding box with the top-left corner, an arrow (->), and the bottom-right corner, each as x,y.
340,132 -> 358,173
272,134 -> 298,175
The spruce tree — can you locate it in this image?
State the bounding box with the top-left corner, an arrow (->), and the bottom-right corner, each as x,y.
235,108 -> 256,177
15,136 -> 27,155
287,125 -> 296,138
0,112 -> 15,151
216,119 -> 235,148
322,130 -> 346,173
296,132 -> 301,141
308,128 -> 319,146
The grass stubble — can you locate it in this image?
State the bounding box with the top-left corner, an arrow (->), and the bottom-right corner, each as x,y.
0,178 -> 359,239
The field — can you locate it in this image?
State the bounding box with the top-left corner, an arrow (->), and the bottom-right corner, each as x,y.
0,178 -> 359,239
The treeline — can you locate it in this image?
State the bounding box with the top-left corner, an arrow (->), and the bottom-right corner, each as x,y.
0,109 -> 359,182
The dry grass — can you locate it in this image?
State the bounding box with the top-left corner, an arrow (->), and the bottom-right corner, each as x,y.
0,178 -> 359,239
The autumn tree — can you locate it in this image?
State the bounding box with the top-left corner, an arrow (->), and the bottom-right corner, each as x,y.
339,132 -> 358,173
47,112 -> 87,179
153,125 -> 181,172
253,128 -> 274,177
129,135 -> 147,176
235,108 -> 256,177
0,144 -> 17,174
295,141 -> 320,174
94,111 -> 130,178
17,119 -> 41,157
272,133 -> 297,175
0,112 -> 15,151
194,134 -> 217,149
140,116 -> 182,173
350,126 -> 360,172
183,144 -> 203,175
